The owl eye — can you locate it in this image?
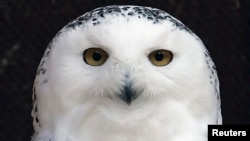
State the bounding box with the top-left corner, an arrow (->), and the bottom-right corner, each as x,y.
83,48 -> 108,66
148,49 -> 173,66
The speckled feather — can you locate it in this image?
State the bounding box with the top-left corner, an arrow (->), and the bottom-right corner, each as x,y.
32,5 -> 222,141
35,5 -> 193,76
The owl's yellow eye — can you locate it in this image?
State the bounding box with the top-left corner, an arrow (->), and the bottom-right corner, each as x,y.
83,48 -> 108,66
148,49 -> 173,66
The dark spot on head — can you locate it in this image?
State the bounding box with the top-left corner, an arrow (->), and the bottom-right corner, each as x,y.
35,116 -> 39,123
77,16 -> 85,21
41,68 -> 46,74
76,21 -> 83,26
122,7 -> 130,11
66,23 -> 77,29
34,106 -> 38,112
128,11 -> 135,16
42,79 -> 48,84
93,21 -> 100,26
213,65 -> 216,70
147,16 -> 153,20
205,53 -> 208,57
212,71 -> 214,74
100,13 -> 105,18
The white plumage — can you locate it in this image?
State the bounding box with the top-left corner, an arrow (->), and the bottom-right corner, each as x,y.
31,5 -> 222,141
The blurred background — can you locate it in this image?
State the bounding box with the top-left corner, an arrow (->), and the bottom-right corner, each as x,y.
0,0 -> 249,140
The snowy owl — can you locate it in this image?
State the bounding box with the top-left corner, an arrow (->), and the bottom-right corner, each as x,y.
31,5 -> 222,141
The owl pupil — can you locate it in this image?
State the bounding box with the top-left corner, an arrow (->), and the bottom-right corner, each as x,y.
93,51 -> 101,61
155,52 -> 164,61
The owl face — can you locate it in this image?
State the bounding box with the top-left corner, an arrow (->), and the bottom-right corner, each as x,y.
33,6 -> 220,135
45,8 -> 211,108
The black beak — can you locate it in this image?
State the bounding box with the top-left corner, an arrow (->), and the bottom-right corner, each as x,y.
119,84 -> 137,105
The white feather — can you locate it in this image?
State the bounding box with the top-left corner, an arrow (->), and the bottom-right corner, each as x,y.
32,5 -> 222,141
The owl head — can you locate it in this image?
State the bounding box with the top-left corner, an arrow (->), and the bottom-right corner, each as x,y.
32,5 -> 221,137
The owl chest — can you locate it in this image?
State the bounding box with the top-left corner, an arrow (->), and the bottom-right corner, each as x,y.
58,101 -> 205,141
75,115 -> 171,141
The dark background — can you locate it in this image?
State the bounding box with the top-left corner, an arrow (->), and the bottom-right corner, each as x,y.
0,0 -> 249,141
